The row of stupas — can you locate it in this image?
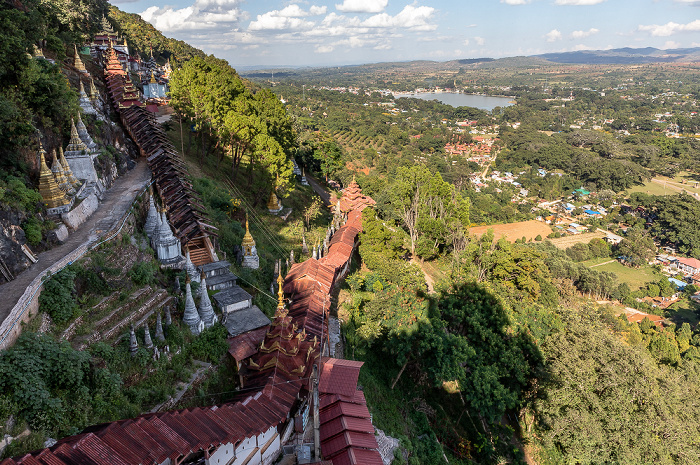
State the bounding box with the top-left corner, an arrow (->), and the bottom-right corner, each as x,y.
37,143 -> 80,213
144,193 -> 185,267
182,273 -> 218,335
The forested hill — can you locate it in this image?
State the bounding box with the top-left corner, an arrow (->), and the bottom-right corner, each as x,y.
536,46 -> 700,64
108,7 -> 205,65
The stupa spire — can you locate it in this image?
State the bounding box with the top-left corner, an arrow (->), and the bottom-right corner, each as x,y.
50,149 -> 72,195
66,118 -> 87,153
183,275 -> 204,335
73,44 -> 87,74
198,270 -> 218,328
241,212 -> 259,269
37,142 -> 68,209
89,78 -> 98,102
59,147 -> 80,189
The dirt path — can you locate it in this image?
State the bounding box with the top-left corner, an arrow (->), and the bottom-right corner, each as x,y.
410,258 -> 435,294
590,259 -> 616,268
650,178 -> 700,200
0,161 -> 151,326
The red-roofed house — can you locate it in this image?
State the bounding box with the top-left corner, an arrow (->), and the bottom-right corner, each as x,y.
673,257 -> 700,276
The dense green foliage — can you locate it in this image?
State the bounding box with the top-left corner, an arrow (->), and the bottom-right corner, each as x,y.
0,332 -> 125,434
39,267 -> 78,324
169,57 -> 295,195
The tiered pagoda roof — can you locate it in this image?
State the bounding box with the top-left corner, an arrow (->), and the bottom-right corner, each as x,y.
331,178 -> 376,213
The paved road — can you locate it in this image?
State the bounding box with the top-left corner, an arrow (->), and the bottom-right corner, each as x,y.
0,161 -> 151,325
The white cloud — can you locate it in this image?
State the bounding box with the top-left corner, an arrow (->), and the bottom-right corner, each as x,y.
310,5 -> 328,15
664,40 -> 681,49
315,44 -> 334,53
249,5 -> 322,30
674,0 -> 700,4
555,0 -> 606,4
362,5 -> 436,31
335,0 -> 388,13
571,27 -> 599,39
474,36 -> 485,46
140,0 -> 244,32
638,20 -> 700,36
545,29 -> 562,42
463,38 -> 470,46
501,0 -> 529,4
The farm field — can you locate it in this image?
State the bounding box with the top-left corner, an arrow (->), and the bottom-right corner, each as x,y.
590,260 -> 658,290
469,220 -> 552,243
548,230 -> 607,249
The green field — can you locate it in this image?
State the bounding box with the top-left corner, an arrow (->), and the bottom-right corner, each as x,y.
587,260 -> 658,290
666,299 -> 700,327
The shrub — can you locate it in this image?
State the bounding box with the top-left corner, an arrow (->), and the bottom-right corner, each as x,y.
22,216 -> 42,245
128,261 -> 158,286
535,235 -> 542,241
39,268 -> 78,324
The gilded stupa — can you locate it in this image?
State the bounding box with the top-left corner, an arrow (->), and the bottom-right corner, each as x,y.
89,78 -> 98,102
50,149 -> 72,195
73,44 -> 87,74
59,147 -> 80,189
37,143 -> 68,209
65,118 -> 88,154
241,213 -> 259,269
267,190 -> 282,214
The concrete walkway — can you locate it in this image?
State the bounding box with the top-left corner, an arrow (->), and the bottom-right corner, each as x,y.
0,161 -> 151,327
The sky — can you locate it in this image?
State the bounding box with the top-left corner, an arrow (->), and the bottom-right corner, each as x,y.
110,0 -> 700,69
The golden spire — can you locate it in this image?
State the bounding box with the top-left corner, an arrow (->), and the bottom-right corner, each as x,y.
66,118 -> 87,153
50,148 -> 71,194
267,190 -> 280,210
276,267 -> 285,311
150,71 -> 156,84
38,142 -> 68,208
32,44 -> 44,58
73,44 -> 86,73
241,212 -> 256,254
89,78 -> 98,101
59,146 -> 80,189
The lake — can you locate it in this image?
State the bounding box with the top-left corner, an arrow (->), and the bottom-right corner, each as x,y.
392,92 -> 514,111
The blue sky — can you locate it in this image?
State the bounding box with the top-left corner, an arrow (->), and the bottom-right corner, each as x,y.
110,0 -> 700,68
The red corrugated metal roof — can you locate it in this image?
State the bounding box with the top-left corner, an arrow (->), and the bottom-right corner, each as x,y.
319,358 -> 364,397
228,327 -> 269,363
329,447 -> 384,465
321,431 -> 378,459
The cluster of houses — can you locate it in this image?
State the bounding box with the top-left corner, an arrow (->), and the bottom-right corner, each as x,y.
656,254 -> 700,288
444,135 -> 497,166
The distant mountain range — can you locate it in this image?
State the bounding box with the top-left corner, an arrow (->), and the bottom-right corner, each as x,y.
534,47 -> 700,64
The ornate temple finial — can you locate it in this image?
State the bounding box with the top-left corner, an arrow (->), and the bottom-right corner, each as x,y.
150,71 -> 156,84
276,264 -> 285,310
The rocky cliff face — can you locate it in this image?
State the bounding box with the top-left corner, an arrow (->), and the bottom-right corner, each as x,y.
0,210 -> 32,283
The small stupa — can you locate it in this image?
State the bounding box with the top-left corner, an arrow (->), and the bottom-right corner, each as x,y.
155,209 -> 184,266
89,78 -> 99,102
129,325 -> 138,355
143,324 -> 154,349
65,118 -> 88,155
144,191 -> 159,239
198,270 -> 218,328
155,312 -> 165,342
241,213 -> 259,269
75,113 -> 97,151
182,275 -> 204,335
183,246 -> 201,284
50,149 -> 73,196
267,190 -> 283,214
37,142 -> 69,209
73,44 -> 87,74
59,147 -> 80,189
78,80 -> 95,115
